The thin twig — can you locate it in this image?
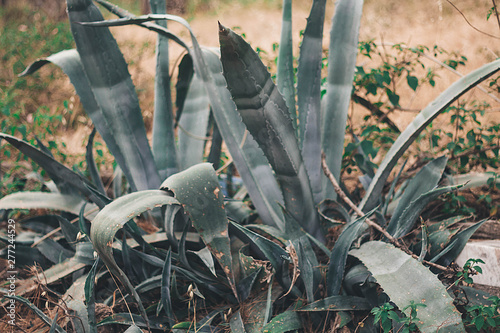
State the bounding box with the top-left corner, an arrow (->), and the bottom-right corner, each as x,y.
449,145 -> 500,161
445,0 -> 500,39
321,152 -> 451,272
492,0 -> 500,32
177,123 -> 212,141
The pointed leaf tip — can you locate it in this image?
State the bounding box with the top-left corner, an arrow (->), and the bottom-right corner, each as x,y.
218,22 -> 228,35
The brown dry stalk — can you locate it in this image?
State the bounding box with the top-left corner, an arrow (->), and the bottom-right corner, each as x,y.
320,152 -> 451,272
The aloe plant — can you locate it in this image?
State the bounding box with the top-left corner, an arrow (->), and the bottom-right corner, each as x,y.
1,0 -> 500,331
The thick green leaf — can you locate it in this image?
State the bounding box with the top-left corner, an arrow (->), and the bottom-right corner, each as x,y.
322,0 -> 363,200
20,49 -> 135,194
219,24 -> 321,239
159,249 -> 175,327
382,159 -> 408,216
327,209 -> 376,296
433,219 -> 487,266
135,275 -> 161,294
297,0 -> 327,204
350,241 -> 465,333
0,133 -> 108,208
296,295 -> 371,311
427,215 -> 465,234
81,14 -> 285,231
243,288 -> 283,333
425,228 -> 458,258
67,0 -> 160,191
164,204 -> 183,251
66,299 -> 90,333
276,0 -> 296,124
175,52 -> 195,120
161,163 -> 237,298
64,274 -> 104,333
225,200 -> 256,225
237,267 -> 263,302
419,225 -> 428,262
63,274 -> 87,303
0,192 -> 97,218
86,128 -> 107,195
36,238 -> 73,264
45,306 -> 59,329
262,310 -> 302,333
229,221 -> 287,271
294,236 -> 321,302
360,58 -> 500,212
177,66 -> 211,169
124,325 -> 143,333
387,156 -> 448,236
90,189 -> 178,325
318,199 -> 350,227
189,246 -> 217,277
56,216 -> 80,248
230,311 -> 247,333
390,185 -> 461,239
201,48 -> 285,230
149,0 -> 178,180
85,258 -> 100,333
74,241 -> 95,265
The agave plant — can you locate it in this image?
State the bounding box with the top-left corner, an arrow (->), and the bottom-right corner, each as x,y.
1,0 -> 500,332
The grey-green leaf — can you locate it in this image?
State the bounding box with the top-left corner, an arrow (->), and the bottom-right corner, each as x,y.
160,163 -> 237,298
297,0 -> 327,204
276,0 -> 296,124
230,311 -> 247,333
124,325 -> 143,333
177,68 -> 211,170
433,219 -> 487,266
86,128 -> 107,195
229,222 -> 287,271
67,0 -> 161,191
79,14 -> 286,231
149,0 -> 178,180
90,189 -> 179,326
322,0 -> 363,200
262,310 -> 302,333
85,258 -> 100,333
387,156 -> 448,237
0,133 -> 108,208
327,209 -> 376,296
0,192 -> 97,218
390,185 -> 461,239
219,24 -> 320,239
350,241 -> 465,333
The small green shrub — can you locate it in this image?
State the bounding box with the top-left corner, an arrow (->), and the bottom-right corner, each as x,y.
372,301 -> 426,333
455,258 -> 485,286
464,296 -> 500,333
